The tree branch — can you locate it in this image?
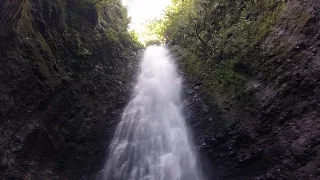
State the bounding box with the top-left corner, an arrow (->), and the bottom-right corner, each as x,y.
194,24 -> 211,48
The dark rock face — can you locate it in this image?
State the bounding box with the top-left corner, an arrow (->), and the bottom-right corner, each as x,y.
173,0 -> 320,179
0,0 -> 140,179
1,0 -> 320,179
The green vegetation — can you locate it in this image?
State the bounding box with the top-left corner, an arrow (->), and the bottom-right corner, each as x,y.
1,0 -> 144,178
66,0 -> 141,47
12,0 -> 142,90
146,0 -> 285,126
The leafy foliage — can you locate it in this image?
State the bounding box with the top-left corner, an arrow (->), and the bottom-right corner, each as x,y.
148,0 -> 284,54
147,0 -> 285,125
68,0 -> 141,47
145,0 -> 198,43
148,0 -> 284,87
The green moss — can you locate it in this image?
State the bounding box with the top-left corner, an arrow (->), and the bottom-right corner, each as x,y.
105,27 -> 119,44
168,0 -> 284,92
18,1 -> 33,35
16,1 -> 54,61
161,0 -> 286,127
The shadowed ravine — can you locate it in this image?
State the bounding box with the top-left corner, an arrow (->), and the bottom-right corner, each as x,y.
2,0 -> 320,179
102,46 -> 203,180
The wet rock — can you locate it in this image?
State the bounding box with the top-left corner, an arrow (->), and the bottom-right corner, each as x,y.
171,0 -> 320,179
0,0 -> 141,179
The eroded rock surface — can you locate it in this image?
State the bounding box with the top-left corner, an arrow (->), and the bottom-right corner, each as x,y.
173,0 -> 320,179
0,0 -> 140,179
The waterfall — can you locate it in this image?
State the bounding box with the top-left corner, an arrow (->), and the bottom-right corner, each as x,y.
103,46 -> 202,180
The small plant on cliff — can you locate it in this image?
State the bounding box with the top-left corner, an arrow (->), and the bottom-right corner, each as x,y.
146,0 -> 285,122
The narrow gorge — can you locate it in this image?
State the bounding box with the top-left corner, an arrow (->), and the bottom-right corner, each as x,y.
1,0 -> 320,180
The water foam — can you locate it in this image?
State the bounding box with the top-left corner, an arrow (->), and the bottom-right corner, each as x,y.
103,46 -> 202,180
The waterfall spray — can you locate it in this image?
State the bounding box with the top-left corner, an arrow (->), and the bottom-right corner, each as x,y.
103,46 -> 202,180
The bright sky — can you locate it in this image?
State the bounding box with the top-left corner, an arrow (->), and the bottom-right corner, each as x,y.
122,0 -> 171,42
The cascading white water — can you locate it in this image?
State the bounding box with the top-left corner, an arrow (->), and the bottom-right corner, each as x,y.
103,46 -> 202,180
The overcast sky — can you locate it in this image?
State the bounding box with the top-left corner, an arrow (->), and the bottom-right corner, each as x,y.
122,0 -> 171,33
